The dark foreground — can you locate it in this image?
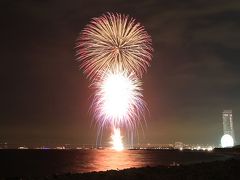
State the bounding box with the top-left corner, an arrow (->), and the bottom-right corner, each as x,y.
9,159 -> 240,180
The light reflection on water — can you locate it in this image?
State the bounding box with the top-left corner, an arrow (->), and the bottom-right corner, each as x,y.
85,150 -> 144,172
70,149 -> 227,173
0,149 -> 228,177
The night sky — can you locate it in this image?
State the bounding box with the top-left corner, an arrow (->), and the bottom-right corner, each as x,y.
1,0 -> 240,147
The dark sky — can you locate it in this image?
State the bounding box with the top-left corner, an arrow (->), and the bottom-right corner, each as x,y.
1,0 -> 240,147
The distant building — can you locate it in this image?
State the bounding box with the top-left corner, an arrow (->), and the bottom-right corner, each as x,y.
0,142 -> 8,149
174,142 -> 184,150
4,142 -> 8,149
222,110 -> 235,142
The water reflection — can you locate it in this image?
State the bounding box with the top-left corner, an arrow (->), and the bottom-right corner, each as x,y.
72,149 -> 145,172
0,149 -> 228,177
72,149 -> 227,173
90,149 -> 143,171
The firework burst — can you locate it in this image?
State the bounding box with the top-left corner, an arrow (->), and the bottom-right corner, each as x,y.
91,69 -> 146,130
77,13 -> 153,150
76,12 -> 153,80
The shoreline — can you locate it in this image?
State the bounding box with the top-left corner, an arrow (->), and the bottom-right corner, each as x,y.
2,158 -> 240,180
49,159 -> 240,180
1,149 -> 239,179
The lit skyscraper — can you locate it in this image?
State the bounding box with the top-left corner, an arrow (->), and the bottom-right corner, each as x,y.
222,110 -> 235,143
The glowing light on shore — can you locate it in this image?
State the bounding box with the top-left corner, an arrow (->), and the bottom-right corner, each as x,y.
111,127 -> 124,151
207,146 -> 213,151
221,134 -> 234,148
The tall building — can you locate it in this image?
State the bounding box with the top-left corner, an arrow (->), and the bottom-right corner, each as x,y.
222,110 -> 235,142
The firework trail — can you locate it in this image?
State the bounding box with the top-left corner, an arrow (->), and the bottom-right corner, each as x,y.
76,12 -> 153,80
110,127 -> 124,151
76,13 -> 153,150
